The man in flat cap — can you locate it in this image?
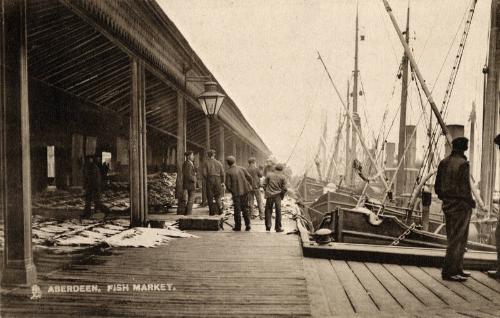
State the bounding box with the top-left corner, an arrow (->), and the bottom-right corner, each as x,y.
225,156 -> 253,231
247,157 -> 264,219
263,163 -> 288,232
177,151 -> 196,215
435,136 -> 475,282
202,149 -> 225,215
488,134 -> 500,279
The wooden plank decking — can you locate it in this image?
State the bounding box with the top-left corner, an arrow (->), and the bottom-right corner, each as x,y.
0,214 -> 311,317
305,258 -> 500,317
1,210 -> 500,317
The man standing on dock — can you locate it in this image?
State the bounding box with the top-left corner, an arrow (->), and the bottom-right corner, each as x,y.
83,155 -> 102,218
203,149 -> 225,215
487,134 -> 500,280
178,151 -> 197,215
264,163 -> 288,232
247,157 -> 263,220
225,156 -> 253,231
435,137 -> 475,282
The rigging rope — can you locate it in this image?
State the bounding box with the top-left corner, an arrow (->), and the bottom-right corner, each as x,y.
409,0 -> 478,200
285,104 -> 314,165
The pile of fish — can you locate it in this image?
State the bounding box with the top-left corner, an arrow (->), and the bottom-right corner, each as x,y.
32,189 -> 86,210
0,216 -> 197,252
147,172 -> 177,212
104,226 -> 197,248
30,172 -> 178,214
101,183 -> 130,213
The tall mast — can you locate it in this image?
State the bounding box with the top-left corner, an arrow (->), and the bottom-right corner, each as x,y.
469,101 -> 476,173
345,80 -> 352,184
350,4 -> 360,186
381,0 -> 486,210
481,0 -> 499,215
396,5 -> 410,196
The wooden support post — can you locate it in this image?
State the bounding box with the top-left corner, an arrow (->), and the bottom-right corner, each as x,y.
243,144 -> 248,165
1,0 -> 37,286
335,208 -> 344,242
201,117 -> 210,206
176,91 -> 186,214
327,192 -> 335,232
71,133 -> 84,187
205,117 -> 211,150
129,58 -> 148,227
231,137 -> 237,158
218,125 -> 225,163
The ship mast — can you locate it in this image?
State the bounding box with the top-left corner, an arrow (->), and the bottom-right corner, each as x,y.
350,4 -> 360,187
396,5 -> 410,196
480,0 -> 499,216
469,102 -> 476,173
345,80 -> 351,184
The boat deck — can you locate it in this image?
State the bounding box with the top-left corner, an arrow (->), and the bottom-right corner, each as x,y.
1,208 -> 499,317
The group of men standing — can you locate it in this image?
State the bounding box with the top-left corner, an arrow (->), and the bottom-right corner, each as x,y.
177,149 -> 288,232
435,134 -> 500,282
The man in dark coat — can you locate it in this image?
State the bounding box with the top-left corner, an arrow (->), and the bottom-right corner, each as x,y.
488,134 -> 500,280
264,163 -> 288,232
225,156 -> 253,231
435,137 -> 475,282
203,149 -> 225,215
178,151 -> 197,215
83,155 -> 102,217
247,157 -> 263,219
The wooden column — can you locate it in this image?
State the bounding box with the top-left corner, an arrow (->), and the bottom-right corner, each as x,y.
205,117 -> 211,150
1,0 -> 37,286
218,125 -> 225,162
237,141 -> 243,166
231,136 -> 237,158
71,134 -> 84,187
242,144 -> 247,166
201,117 -> 210,205
176,92 -> 186,214
129,58 -> 148,227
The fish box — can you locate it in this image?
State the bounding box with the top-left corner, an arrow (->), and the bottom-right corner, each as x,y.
177,216 -> 224,231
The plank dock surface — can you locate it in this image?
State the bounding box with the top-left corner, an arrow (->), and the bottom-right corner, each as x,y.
1,210 -> 500,317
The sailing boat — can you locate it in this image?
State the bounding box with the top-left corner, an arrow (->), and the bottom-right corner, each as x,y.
296,0 -> 497,253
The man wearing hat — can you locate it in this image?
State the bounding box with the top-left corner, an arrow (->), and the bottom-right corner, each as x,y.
247,157 -> 264,219
435,137 -> 475,282
225,156 -> 253,231
202,149 -> 225,215
178,151 -> 196,215
83,155 -> 102,218
263,163 -> 288,232
487,134 -> 500,280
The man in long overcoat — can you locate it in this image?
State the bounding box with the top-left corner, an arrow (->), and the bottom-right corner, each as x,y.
178,151 -> 196,215
83,155 -> 102,217
247,157 -> 263,219
203,149 -> 225,215
435,137 -> 475,282
263,163 -> 288,232
225,156 -> 253,231
488,134 -> 500,279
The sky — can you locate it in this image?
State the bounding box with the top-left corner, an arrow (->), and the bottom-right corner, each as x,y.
158,0 -> 491,178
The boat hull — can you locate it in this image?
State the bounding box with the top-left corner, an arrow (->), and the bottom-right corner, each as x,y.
304,192 -> 495,252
